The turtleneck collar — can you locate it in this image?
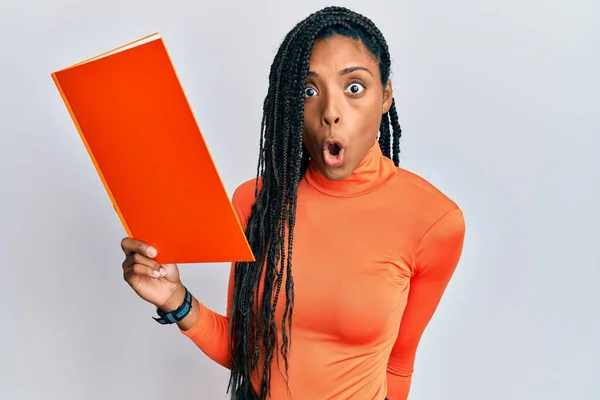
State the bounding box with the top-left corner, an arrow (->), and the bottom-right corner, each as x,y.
304,142 -> 397,198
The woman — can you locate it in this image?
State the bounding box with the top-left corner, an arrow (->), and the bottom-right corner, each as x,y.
121,6 -> 465,400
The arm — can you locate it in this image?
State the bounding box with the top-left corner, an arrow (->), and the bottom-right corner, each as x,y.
175,180 -> 257,369
177,263 -> 236,369
386,208 -> 466,399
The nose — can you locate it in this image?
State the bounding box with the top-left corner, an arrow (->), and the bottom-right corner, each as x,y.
322,94 -> 341,126
323,114 -> 340,125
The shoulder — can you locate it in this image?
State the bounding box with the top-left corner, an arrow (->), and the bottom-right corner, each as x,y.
388,168 -> 466,272
394,167 -> 460,211
232,177 -> 260,206
390,166 -> 465,240
231,177 -> 261,229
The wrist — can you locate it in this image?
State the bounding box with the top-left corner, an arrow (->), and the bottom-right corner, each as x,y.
160,283 -> 186,313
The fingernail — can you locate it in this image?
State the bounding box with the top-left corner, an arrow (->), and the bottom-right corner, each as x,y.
148,247 -> 157,257
159,268 -> 167,277
153,270 -> 160,277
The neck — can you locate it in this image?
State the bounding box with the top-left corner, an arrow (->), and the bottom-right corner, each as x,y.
304,142 -> 397,198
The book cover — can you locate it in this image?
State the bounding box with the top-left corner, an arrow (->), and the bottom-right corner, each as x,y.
51,33 -> 255,264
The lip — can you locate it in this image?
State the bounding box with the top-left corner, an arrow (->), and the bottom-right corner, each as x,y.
321,137 -> 346,168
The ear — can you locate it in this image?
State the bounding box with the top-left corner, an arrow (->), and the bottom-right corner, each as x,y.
382,80 -> 393,114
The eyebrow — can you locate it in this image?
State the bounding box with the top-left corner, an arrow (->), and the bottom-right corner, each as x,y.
307,66 -> 374,78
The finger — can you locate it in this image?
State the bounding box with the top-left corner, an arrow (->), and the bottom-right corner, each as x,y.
128,263 -> 164,279
122,254 -> 163,276
122,256 -> 133,271
131,253 -> 162,271
121,237 -> 157,258
160,263 -> 178,281
120,237 -> 158,258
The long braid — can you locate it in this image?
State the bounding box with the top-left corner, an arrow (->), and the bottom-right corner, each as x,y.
228,6 -> 402,399
379,112 -> 391,159
388,99 -> 402,166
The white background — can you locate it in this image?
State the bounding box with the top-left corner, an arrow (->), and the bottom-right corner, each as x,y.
1,0 -> 598,399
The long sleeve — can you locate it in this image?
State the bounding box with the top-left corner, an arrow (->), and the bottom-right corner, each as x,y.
179,263 -> 236,368
386,208 -> 466,399
178,180 -> 257,369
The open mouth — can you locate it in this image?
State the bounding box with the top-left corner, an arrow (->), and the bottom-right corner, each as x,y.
328,143 -> 341,156
323,141 -> 345,168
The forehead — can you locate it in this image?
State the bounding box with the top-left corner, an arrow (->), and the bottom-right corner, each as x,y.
308,34 -> 379,74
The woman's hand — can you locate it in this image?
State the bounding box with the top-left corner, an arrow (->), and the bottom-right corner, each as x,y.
121,237 -> 184,311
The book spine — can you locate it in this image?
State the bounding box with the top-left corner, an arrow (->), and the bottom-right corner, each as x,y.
51,72 -> 134,239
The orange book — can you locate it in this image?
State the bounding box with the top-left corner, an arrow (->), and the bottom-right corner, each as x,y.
51,33 -> 255,265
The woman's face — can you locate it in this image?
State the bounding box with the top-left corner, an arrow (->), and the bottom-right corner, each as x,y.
302,34 -> 392,181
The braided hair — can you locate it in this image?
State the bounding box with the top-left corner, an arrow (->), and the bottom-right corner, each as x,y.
228,6 -> 402,399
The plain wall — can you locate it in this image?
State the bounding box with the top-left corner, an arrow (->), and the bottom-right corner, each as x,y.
1,0 -> 598,399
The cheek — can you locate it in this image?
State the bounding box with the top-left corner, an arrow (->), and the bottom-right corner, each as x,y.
302,105 -> 321,139
350,97 -> 382,137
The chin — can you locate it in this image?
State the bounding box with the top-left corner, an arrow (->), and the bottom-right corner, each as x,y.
320,165 -> 353,181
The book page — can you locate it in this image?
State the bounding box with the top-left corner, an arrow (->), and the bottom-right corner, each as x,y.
65,33 -> 162,69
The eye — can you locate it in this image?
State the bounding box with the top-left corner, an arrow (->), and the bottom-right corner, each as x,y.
304,87 -> 318,98
346,82 -> 365,95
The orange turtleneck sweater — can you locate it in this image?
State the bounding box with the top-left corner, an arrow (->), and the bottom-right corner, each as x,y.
180,143 -> 466,400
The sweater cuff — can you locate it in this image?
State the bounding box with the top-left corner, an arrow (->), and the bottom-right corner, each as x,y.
179,300 -> 208,338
